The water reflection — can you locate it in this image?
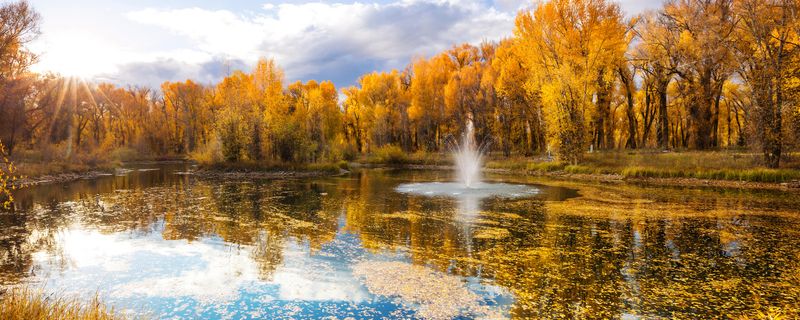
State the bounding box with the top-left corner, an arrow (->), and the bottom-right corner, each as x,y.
1,167 -> 799,319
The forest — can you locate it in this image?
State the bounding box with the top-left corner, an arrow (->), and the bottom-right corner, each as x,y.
2,0 -> 800,171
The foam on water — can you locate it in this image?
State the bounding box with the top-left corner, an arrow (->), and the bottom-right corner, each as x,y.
395,182 -> 538,199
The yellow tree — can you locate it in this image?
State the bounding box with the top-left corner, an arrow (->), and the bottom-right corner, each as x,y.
162,80 -> 208,153
633,12 -> 682,149
0,1 -> 40,155
309,80 -> 342,160
213,71 -> 258,161
733,0 -> 799,167
343,71 -> 409,152
493,39 -> 546,156
408,54 -> 453,151
252,58 -> 289,161
285,79 -> 341,161
662,0 -> 736,149
444,43 -> 492,143
515,0 -> 627,163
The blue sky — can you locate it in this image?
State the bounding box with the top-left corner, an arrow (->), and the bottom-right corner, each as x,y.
28,0 -> 662,89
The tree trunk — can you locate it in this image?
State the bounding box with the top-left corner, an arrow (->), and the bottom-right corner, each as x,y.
656,80 -> 670,149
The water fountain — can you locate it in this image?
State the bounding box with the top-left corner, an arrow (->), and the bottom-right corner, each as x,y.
455,119 -> 482,188
395,119 -> 538,207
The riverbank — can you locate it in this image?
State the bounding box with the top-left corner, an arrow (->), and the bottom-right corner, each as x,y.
9,159 -> 351,188
11,159 -> 190,188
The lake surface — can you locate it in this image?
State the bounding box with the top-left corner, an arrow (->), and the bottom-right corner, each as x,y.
2,164 -> 800,319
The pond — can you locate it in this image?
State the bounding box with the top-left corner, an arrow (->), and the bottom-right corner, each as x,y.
1,165 -> 799,319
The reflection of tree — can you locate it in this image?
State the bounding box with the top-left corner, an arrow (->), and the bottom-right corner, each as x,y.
338,170 -> 800,318
251,230 -> 285,281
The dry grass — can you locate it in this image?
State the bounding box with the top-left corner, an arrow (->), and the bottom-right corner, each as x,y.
9,143 -> 148,178
486,151 -> 800,183
0,287 -> 126,320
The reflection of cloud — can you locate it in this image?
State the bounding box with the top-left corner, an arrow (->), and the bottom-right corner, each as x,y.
112,248 -> 258,302
33,227 -> 369,305
270,242 -> 371,302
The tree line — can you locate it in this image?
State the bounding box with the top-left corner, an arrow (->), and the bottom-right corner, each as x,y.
2,0 -> 800,167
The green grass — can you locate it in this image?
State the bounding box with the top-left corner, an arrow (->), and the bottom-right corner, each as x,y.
620,166 -> 800,183
485,150 -> 800,183
0,287 -> 126,320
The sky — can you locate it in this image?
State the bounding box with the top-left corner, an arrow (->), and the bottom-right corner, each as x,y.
28,0 -> 662,89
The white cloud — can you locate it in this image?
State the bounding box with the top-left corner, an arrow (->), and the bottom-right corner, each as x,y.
122,0 -> 514,87
30,0 -> 659,88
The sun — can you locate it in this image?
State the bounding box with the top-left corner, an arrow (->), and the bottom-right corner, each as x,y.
31,33 -> 118,79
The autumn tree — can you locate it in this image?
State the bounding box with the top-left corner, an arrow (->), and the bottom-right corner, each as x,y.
515,0 -> 627,163
162,80 -> 210,154
633,12 -> 682,149
492,39 -> 546,156
212,70 -> 269,161
662,0 -> 736,149
408,54 -> 453,151
286,79 -> 341,161
0,0 -> 40,155
344,71 -> 409,153
733,0 -> 799,167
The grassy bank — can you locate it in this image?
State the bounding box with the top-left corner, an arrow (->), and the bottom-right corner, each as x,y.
9,145 -> 169,178
10,145 -> 800,185
0,287 -> 125,320
360,145 -> 451,166
352,148 -> 800,184
199,160 -> 349,173
484,151 -> 800,184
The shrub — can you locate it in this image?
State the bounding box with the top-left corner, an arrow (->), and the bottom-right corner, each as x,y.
0,287 -> 124,320
306,161 -> 348,172
370,145 -> 407,164
326,140 -> 357,162
190,136 -> 224,165
109,147 -> 139,162
1,141 -> 17,209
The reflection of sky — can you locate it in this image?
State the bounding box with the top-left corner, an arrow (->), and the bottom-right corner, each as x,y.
29,218 -> 513,319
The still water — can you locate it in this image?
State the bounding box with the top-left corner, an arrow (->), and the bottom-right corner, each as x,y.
1,164 -> 799,319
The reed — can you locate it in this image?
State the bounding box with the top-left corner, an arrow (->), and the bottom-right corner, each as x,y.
0,287 -> 125,320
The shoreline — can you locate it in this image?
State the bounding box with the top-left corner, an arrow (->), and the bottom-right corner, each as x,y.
11,161 -> 349,188
13,170 -> 113,188
10,161 -> 800,192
